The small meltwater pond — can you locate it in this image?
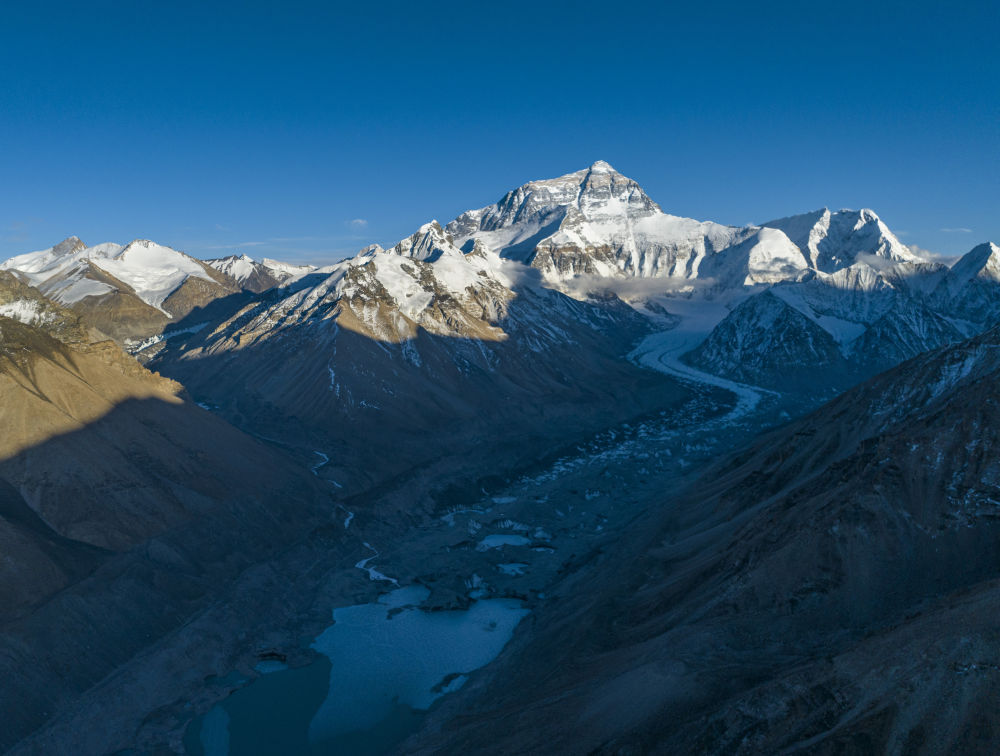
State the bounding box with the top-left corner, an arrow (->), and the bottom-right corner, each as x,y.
476,534 -> 531,551
184,586 -> 529,755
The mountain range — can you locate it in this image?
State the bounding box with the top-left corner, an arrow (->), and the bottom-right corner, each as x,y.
6,161 -> 996,405
1,162 -> 998,754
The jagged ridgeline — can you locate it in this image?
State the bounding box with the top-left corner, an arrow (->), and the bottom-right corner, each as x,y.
5,162 -> 998,405
4,163 -> 999,486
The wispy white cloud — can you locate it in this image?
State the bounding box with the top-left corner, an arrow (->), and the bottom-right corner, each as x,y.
941,227 -> 973,233
2,218 -> 44,245
906,243 -> 961,266
906,243 -> 935,257
348,218 -> 368,228
554,273 -> 718,300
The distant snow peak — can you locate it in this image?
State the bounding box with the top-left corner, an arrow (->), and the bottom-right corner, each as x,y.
761,207 -> 919,274
92,240 -> 213,311
3,162 -> 998,402
0,236 -> 215,312
206,254 -> 315,289
207,253 -> 259,283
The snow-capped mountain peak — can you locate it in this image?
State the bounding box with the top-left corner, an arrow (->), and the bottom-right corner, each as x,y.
206,254 -> 314,291
90,240 -> 214,311
438,165 -> 952,295
5,163 -> 996,405
50,236 -> 87,256
0,236 -> 122,304
762,207 -> 920,273
0,236 -> 232,321
950,241 -> 1000,284
446,161 -> 659,251
445,162 -> 743,278
586,159 -> 617,173
206,254 -> 258,283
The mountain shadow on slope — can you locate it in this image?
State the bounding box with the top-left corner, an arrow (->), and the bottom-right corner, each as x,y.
0,395 -> 336,753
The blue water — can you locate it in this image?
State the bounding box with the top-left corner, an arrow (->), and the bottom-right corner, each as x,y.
184,586 -> 529,755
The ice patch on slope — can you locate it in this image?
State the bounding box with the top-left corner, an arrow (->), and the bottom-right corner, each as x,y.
0,299 -> 52,325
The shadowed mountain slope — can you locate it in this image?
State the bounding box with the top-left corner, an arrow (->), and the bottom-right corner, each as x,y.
0,289 -> 334,751
405,326 -> 1000,755
150,226 -> 682,494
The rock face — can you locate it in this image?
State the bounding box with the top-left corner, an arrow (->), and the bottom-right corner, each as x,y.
761,206 -> 923,272
684,289 -> 852,392
678,237 -> 1000,394
405,325 -> 1000,755
447,162 -> 922,290
686,276 -> 968,392
447,160 -> 766,283
932,241 -> 1000,325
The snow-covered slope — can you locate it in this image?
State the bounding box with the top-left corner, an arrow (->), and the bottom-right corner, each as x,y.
0,270 -> 94,340
445,161 -> 924,291
175,220 -> 636,358
761,207 -> 922,272
447,160 -> 765,283
89,240 -> 215,311
0,237 -> 242,344
1,237 -> 120,303
1,237 -> 222,312
930,242 -> 1000,327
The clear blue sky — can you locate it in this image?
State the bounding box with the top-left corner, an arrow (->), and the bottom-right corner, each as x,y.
1,0 -> 997,264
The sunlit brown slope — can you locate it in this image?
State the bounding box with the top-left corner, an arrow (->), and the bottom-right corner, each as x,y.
0,279 -> 331,752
